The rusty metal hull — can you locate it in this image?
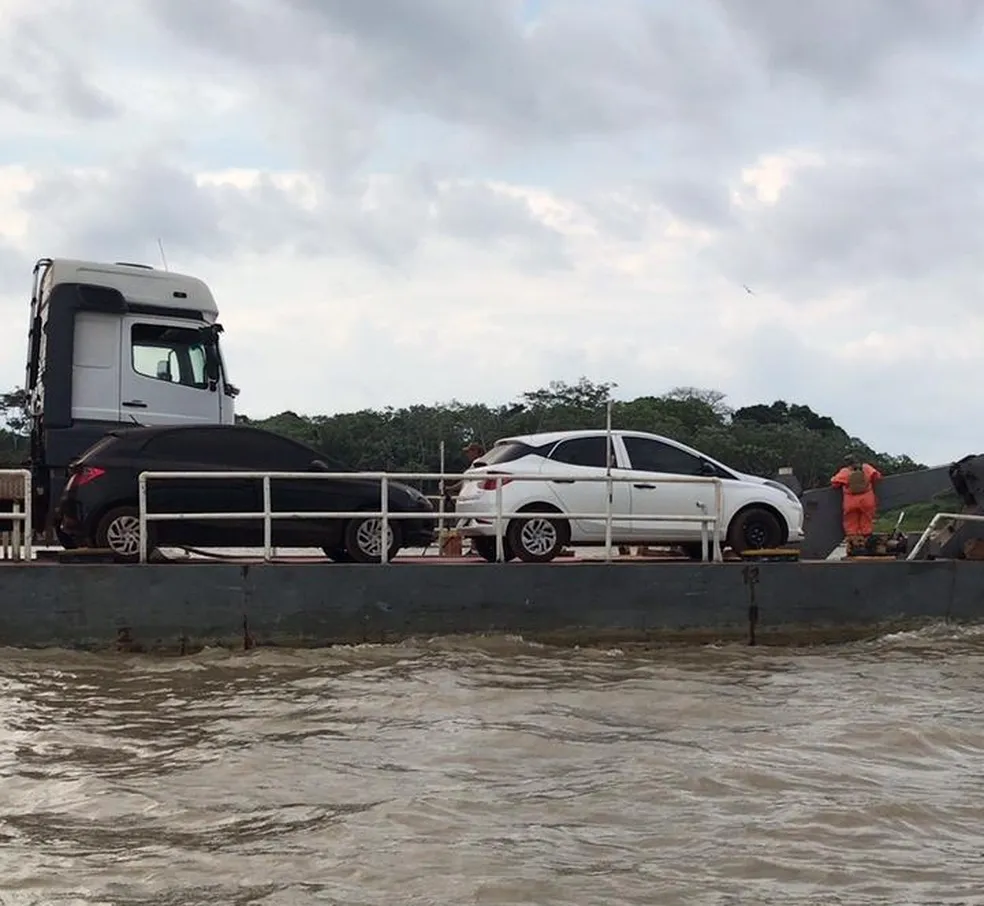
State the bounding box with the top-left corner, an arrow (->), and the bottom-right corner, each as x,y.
0,558 -> 981,653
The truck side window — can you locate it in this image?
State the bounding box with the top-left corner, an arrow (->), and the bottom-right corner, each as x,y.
131,324 -> 208,389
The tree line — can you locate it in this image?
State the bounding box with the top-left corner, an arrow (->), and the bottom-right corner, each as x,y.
0,378 -> 925,487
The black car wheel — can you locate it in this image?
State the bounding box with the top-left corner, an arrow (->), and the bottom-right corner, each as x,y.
55,526 -> 78,550
726,507 -> 783,554
95,505 -> 145,562
506,511 -> 569,563
322,546 -> 355,563
344,515 -> 402,563
471,536 -> 515,563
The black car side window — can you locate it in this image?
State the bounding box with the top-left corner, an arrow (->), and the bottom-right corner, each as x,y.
143,429 -> 313,470
623,437 -> 703,475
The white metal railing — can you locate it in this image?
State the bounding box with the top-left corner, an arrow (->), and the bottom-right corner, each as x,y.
906,512 -> 984,561
0,469 -> 33,562
137,470 -> 725,565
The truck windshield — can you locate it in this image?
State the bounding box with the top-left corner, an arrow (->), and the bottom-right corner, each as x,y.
131,324 -> 208,389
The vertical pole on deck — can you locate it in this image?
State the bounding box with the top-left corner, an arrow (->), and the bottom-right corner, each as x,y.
380,476 -> 390,564
604,397 -> 614,562
262,476 -> 272,562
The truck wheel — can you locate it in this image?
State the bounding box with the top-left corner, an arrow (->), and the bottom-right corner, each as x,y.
95,506 -> 145,562
472,536 -> 515,562
343,515 -> 401,563
506,510 -> 569,563
727,507 -> 783,554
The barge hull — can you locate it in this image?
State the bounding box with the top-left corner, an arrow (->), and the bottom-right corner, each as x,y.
0,559 -> 980,652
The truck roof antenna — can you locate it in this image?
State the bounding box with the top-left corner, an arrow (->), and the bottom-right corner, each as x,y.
157,238 -> 169,272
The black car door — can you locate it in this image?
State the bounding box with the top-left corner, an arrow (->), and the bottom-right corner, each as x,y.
169,427 -> 356,549
138,428 -> 265,548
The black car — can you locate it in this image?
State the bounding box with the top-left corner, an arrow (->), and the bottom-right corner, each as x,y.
56,424 -> 436,562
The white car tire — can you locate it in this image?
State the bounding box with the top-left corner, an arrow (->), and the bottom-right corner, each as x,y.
507,509 -> 569,563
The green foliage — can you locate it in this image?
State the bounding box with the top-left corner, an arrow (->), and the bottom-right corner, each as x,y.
248,378 -> 926,487
0,378 -> 929,487
0,388 -> 28,467
874,493 -> 962,533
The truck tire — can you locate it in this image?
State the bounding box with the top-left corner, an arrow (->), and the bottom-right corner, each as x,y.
95,505 -> 145,562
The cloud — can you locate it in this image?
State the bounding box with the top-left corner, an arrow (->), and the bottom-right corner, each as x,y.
0,0 -> 981,467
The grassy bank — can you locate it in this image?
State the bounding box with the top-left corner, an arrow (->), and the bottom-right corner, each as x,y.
874,493 -> 962,533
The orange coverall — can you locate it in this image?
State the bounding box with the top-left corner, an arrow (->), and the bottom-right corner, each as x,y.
830,463 -> 883,538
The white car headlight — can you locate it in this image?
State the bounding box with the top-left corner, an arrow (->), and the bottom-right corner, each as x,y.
765,479 -> 801,506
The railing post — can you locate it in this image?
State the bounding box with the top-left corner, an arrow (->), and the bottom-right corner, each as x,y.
906,514 -> 941,561
437,441 -> 446,551
604,400 -> 613,562
604,477 -> 613,563
700,517 -> 708,562
494,477 -> 504,562
262,475 -> 272,562
712,480 -> 723,562
11,501 -> 20,562
22,471 -> 32,563
380,476 -> 390,564
138,473 -> 148,564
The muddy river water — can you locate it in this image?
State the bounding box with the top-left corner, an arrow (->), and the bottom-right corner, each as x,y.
0,626 -> 982,905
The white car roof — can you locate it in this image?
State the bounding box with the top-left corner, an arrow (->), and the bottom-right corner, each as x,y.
495,429 -> 676,448
490,429 -> 748,478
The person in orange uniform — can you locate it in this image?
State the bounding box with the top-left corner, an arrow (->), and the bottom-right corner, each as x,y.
830,454 -> 883,543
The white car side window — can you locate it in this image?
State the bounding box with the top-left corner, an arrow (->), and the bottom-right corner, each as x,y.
623,437 -> 703,475
549,437 -> 611,468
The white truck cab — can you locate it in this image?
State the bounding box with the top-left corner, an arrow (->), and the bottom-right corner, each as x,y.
23,257 -> 239,537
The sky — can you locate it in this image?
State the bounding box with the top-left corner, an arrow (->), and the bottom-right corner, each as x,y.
1,0 -> 982,466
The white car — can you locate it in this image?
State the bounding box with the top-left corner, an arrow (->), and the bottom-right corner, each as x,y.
454,429 -> 804,562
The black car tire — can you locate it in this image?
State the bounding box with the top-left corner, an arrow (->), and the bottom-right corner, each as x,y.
506,510 -> 569,563
471,536 -> 515,563
95,505 -> 146,562
343,515 -> 402,564
726,507 -> 784,554
323,546 -> 355,563
55,526 -> 78,550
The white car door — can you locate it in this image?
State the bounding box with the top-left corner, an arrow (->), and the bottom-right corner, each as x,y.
620,435 -> 719,542
542,435 -> 631,541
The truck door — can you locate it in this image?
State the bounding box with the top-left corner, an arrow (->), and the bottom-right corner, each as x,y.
119,316 -> 223,426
